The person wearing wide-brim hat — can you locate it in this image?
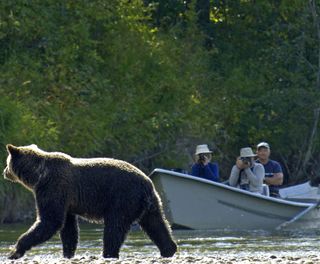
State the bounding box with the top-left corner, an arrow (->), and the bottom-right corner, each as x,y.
191,144 -> 219,182
229,147 -> 265,194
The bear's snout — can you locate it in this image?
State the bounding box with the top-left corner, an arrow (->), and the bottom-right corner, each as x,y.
3,167 -> 18,182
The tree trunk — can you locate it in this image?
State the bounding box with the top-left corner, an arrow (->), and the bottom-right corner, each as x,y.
297,1 -> 320,179
196,0 -> 210,29
309,0 -> 320,90
302,108 -> 320,170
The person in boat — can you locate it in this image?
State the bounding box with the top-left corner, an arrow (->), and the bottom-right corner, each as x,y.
229,147 -> 265,194
191,144 -> 219,182
255,142 -> 283,197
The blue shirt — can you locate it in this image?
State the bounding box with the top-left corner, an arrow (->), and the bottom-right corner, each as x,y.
191,162 -> 219,182
256,159 -> 282,196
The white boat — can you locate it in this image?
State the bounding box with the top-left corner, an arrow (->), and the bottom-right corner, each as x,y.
279,181 -> 320,203
149,169 -> 320,230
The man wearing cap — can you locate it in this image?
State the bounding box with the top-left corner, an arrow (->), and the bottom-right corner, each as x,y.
229,147 -> 265,194
191,144 -> 219,182
256,142 -> 283,197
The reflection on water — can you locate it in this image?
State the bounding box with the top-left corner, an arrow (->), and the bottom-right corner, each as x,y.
0,224 -> 320,263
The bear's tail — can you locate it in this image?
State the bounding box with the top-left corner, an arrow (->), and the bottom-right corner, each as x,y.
139,187 -> 177,257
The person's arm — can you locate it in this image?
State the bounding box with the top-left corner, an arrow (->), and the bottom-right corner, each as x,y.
264,162 -> 283,186
264,173 -> 283,185
229,165 -> 240,186
245,164 -> 264,188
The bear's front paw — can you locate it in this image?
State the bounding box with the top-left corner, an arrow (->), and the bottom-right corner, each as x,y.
63,252 -> 75,259
8,249 -> 25,260
160,242 -> 177,258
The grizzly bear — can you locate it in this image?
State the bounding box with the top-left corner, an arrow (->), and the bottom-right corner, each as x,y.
3,144 -> 177,259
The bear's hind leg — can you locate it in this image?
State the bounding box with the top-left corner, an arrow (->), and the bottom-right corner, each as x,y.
139,209 -> 177,257
103,216 -> 131,258
60,214 -> 79,258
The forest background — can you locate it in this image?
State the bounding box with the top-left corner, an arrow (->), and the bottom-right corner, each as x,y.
0,0 -> 320,223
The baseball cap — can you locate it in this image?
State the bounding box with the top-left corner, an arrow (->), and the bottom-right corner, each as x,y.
257,142 -> 270,149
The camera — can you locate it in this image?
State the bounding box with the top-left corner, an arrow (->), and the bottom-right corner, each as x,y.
198,154 -> 206,163
240,157 -> 251,166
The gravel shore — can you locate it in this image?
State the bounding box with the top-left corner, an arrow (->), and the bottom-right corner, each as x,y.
2,226 -> 320,264
2,254 -> 320,264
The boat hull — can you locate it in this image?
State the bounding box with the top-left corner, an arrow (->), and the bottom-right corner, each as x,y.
150,169 -> 320,230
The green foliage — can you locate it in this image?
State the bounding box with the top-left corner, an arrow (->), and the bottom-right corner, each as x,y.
205,0 -> 320,179
0,0 -> 320,222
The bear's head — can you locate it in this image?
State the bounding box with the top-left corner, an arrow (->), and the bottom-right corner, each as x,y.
3,144 -> 45,190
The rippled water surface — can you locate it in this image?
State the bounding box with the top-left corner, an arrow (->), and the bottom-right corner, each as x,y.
1,224 -> 320,263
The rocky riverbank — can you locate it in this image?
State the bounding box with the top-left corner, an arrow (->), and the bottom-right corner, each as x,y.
2,254 -> 320,264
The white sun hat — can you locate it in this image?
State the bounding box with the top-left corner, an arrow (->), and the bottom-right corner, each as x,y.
195,144 -> 212,155
240,147 -> 257,158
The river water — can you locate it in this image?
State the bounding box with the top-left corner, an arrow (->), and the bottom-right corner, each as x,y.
1,224 -> 320,263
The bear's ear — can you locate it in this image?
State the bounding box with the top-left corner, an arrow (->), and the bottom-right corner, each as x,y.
6,144 -> 20,156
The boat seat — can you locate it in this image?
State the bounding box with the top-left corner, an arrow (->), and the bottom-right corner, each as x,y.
262,184 -> 270,196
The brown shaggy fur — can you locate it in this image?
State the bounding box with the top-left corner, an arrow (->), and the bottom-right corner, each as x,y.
3,144 -> 177,259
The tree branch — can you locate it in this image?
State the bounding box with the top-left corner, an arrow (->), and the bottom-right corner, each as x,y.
309,0 -> 320,90
302,107 -> 320,169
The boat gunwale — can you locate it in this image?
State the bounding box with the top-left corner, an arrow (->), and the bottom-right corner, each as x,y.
149,168 -> 314,208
